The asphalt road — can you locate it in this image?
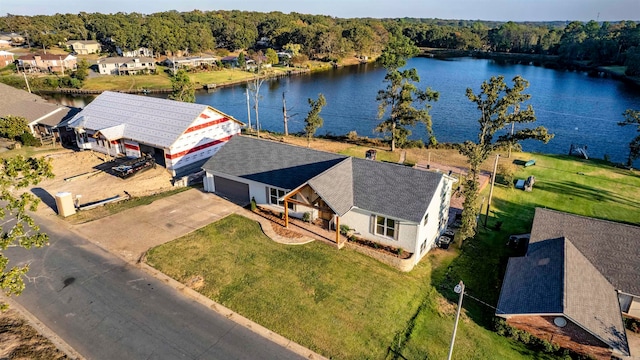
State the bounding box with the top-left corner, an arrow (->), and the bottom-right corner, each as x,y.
4,214 -> 304,360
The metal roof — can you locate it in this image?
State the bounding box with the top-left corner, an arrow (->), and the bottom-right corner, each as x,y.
68,91 -> 237,149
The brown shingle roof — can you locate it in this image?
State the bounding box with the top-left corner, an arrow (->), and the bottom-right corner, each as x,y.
0,82 -> 66,124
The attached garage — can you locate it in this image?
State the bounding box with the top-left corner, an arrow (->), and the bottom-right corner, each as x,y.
214,176 -> 249,204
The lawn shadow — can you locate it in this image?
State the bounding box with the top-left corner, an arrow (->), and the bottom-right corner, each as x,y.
536,180 -> 640,210
31,187 -> 57,212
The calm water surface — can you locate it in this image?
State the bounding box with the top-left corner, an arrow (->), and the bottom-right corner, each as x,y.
53,57 -> 640,165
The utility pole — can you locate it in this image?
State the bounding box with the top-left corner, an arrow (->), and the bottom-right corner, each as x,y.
447,281 -> 465,360
23,72 -> 31,93
509,104 -> 519,158
246,87 -> 252,131
282,92 -> 289,136
485,154 -> 500,227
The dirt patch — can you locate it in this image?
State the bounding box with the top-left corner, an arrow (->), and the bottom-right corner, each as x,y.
185,275 -> 205,291
0,309 -> 69,360
35,150 -> 174,214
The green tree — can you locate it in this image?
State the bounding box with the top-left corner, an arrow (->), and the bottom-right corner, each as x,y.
237,52 -> 246,69
377,34 -> 419,70
624,46 -> 640,76
168,69 -> 195,103
265,48 -> 278,65
74,59 -> 90,81
304,93 -> 327,147
618,109 -> 640,165
375,34 -> 438,151
458,75 -> 553,242
1,155 -> 54,310
376,69 -> 439,150
0,115 -> 29,140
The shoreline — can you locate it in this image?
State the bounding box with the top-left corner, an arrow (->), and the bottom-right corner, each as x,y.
419,48 -> 640,88
36,50 -> 639,96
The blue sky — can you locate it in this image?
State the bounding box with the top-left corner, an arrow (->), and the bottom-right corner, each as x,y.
2,0 -> 639,21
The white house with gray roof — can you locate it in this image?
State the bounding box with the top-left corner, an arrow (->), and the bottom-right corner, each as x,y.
497,208 -> 640,358
68,91 -> 243,177
202,136 -> 455,265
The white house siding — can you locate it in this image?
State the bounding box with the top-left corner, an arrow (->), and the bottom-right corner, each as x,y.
98,62 -> 119,75
341,208 -> 419,253
165,111 -> 242,172
124,140 -> 141,158
415,177 -> 453,261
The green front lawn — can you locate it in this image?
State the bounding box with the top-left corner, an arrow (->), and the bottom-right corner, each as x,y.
147,214 -> 543,359
146,152 -> 639,359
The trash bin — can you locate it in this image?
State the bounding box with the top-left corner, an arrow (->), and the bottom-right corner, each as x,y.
55,192 -> 76,217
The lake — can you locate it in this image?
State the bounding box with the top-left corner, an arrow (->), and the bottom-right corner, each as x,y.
52,57 -> 640,165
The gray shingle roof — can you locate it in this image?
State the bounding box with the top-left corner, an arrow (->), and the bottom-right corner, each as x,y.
497,236 -> 629,355
497,238 -> 565,315
307,158 -> 354,216
201,135 -> 345,190
352,158 -> 442,223
564,239 -> 629,356
202,136 -> 445,223
530,208 -> 640,297
0,83 -> 77,127
68,91 -> 227,149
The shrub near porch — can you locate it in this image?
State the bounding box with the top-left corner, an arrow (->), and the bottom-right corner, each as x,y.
146,214 -> 542,359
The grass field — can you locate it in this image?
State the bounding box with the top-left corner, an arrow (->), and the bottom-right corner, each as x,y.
143,148 -> 640,359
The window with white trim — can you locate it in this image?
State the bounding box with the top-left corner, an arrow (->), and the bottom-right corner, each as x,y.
269,187 -> 293,210
375,215 -> 397,239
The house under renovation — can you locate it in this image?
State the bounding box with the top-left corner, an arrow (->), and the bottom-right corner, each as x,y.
68,91 -> 244,177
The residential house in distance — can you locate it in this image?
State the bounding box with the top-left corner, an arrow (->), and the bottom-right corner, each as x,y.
16,53 -> 77,73
220,55 -> 238,67
65,40 -> 102,55
0,32 -> 25,46
164,55 -> 218,72
67,91 -> 244,177
0,50 -> 13,67
0,39 -> 11,49
116,46 -> 153,58
0,83 -> 78,143
96,57 -> 155,75
496,208 -> 640,359
202,136 -> 455,268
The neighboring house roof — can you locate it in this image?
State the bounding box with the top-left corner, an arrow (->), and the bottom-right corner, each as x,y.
0,82 -> 74,126
497,237 -> 629,356
530,208 -> 640,296
67,91 -> 242,149
0,50 -> 13,56
98,56 -> 154,64
18,53 -> 75,61
221,56 -> 238,61
202,136 -> 445,223
66,40 -> 99,45
496,208 -> 638,356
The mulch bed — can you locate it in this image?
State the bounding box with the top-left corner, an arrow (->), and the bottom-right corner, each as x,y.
347,236 -> 413,259
253,207 -> 303,239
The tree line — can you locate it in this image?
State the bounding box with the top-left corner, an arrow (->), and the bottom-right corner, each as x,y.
1,12 -> 639,72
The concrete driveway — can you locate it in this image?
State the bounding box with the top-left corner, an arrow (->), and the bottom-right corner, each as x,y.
74,188 -> 241,262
